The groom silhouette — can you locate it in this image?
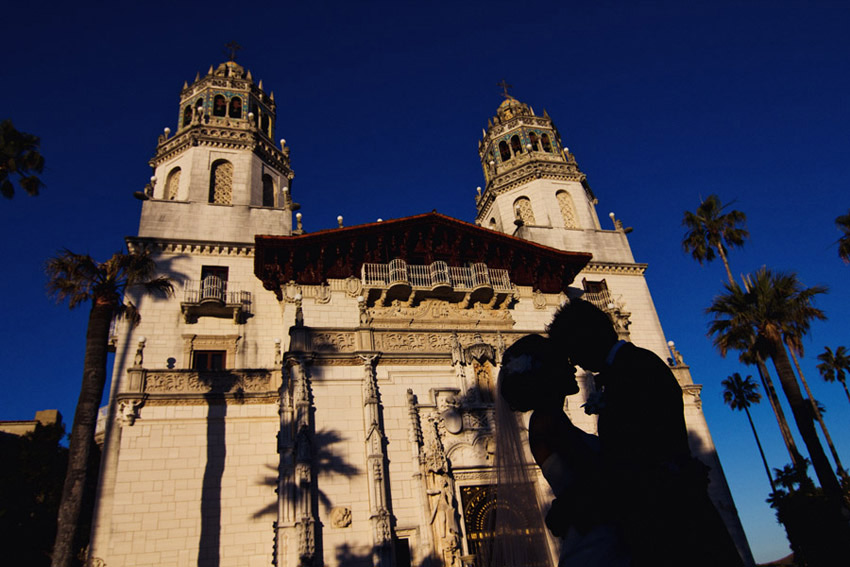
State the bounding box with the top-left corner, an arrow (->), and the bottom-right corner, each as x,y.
546,298 -> 744,567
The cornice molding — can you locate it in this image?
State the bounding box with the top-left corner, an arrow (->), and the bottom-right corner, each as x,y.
581,262 -> 648,276
127,236 -> 255,257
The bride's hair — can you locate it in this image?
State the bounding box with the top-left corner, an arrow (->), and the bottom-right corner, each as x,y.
483,334 -> 554,567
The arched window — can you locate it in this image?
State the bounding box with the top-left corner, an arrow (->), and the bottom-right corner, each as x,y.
213,95 -> 227,117
165,167 -> 181,201
513,196 -> 535,225
229,97 -> 243,119
183,105 -> 193,128
498,141 -> 511,161
261,114 -> 270,136
529,131 -> 539,151
209,160 -> 233,204
510,135 -> 522,155
489,218 -> 497,230
541,133 -> 553,153
249,103 -> 258,125
556,190 -> 577,228
262,174 -> 275,207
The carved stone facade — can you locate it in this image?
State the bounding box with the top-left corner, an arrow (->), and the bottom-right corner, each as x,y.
88,66 -> 754,567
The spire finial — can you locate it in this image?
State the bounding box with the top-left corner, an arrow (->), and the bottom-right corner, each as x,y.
497,79 -> 513,99
224,41 -> 242,62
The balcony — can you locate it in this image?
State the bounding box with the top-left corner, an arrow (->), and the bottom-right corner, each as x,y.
181,276 -> 252,323
361,259 -> 513,308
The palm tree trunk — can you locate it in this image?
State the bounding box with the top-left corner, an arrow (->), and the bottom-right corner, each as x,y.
52,299 -> 114,567
841,378 -> 850,408
768,339 -> 843,499
787,346 -> 847,480
716,244 -> 735,287
744,406 -> 776,493
756,353 -> 804,468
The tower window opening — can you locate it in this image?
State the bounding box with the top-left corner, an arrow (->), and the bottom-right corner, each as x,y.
513,196 -> 535,225
183,105 -> 193,128
498,141 -> 511,161
529,131 -> 539,151
541,133 -> 553,152
510,135 -> 522,155
249,103 -> 258,125
262,174 -> 275,207
165,167 -> 181,201
556,190 -> 578,228
489,217 -> 497,229
261,114 -> 270,136
228,96 -> 243,119
213,95 -> 227,117
209,160 -> 233,205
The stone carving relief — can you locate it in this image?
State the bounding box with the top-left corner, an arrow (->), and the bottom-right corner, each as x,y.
368,298 -> 514,328
311,332 -> 356,352
330,507 -> 352,528
283,281 -> 302,303
315,283 -> 332,304
144,370 -> 272,394
532,289 -> 547,310
344,276 -> 362,297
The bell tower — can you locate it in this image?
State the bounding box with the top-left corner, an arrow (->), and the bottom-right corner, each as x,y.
138,59 -> 296,243
475,94 -> 638,264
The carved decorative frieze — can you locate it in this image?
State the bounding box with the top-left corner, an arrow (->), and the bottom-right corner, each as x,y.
143,369 -> 276,394
369,299 -> 514,329
581,262 -> 648,276
311,332 -> 356,352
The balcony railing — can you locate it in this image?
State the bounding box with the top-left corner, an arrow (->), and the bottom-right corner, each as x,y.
583,289 -> 613,310
362,260 -> 512,293
181,277 -> 251,323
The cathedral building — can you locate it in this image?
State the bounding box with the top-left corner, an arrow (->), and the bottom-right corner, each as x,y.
89,60 -> 754,567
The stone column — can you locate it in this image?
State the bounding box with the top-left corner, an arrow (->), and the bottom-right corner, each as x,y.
359,353 -> 395,567
406,389 -> 434,565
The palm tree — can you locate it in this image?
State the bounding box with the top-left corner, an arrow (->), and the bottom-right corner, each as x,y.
817,346 -> 850,407
46,249 -> 172,567
1,119 -> 44,198
682,194 -> 749,286
722,373 -> 776,492
836,211 -> 850,263
706,268 -> 843,502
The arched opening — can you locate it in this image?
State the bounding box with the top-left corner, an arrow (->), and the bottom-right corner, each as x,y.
556,190 -> 577,228
165,167 -> 181,201
213,95 -> 227,117
262,174 -> 275,207
513,196 -> 535,225
541,133 -> 553,153
261,114 -> 270,136
498,141 -> 511,161
529,131 -> 539,151
183,105 -> 193,128
489,218 -> 497,230
209,160 -> 233,204
510,135 -> 522,155
228,97 -> 243,119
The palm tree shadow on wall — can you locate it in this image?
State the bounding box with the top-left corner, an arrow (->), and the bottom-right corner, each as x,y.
334,543 -> 445,567
197,371 -> 244,567
253,428 -> 361,518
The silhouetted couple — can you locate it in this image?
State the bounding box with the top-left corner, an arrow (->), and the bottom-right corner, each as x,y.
497,299 -> 744,567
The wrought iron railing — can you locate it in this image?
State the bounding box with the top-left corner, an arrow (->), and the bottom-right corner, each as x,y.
183,277 -> 252,305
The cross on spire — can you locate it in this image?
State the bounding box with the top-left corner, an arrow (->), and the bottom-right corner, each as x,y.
497,79 -> 513,99
224,41 -> 242,62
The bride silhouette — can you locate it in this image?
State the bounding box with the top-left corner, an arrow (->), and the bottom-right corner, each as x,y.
491,333 -> 630,567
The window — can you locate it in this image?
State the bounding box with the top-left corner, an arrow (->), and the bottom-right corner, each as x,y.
498,141 -> 511,161
209,160 -> 233,204
261,114 -> 270,136
582,278 -> 612,309
192,350 -> 226,371
394,539 -> 411,567
510,135 -> 522,155
183,105 -> 193,127
513,196 -> 535,225
165,167 -> 181,201
529,131 -> 539,151
541,133 -> 553,153
213,95 -> 227,117
556,190 -> 577,228
489,217 -> 497,229
228,96 -> 243,119
200,266 -> 229,302
262,174 -> 275,207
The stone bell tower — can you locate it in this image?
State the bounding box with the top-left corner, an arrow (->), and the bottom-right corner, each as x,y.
138,59 -> 296,243
475,94 -> 636,266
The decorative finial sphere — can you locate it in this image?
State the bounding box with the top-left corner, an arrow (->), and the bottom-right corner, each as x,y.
296,212 -> 302,219
667,340 -> 675,347
526,143 -> 532,150
489,160 -> 495,165
377,218 -> 383,222
608,212 -> 615,218
150,176 -> 157,183
294,293 -> 302,301
164,127 -> 170,134
280,139 -> 286,146
275,338 -> 281,344
247,112 -> 254,120
138,336 -> 146,343
337,215 -> 343,222
357,296 -> 364,303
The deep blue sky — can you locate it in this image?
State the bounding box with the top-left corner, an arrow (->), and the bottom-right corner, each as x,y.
2,2 -> 849,563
